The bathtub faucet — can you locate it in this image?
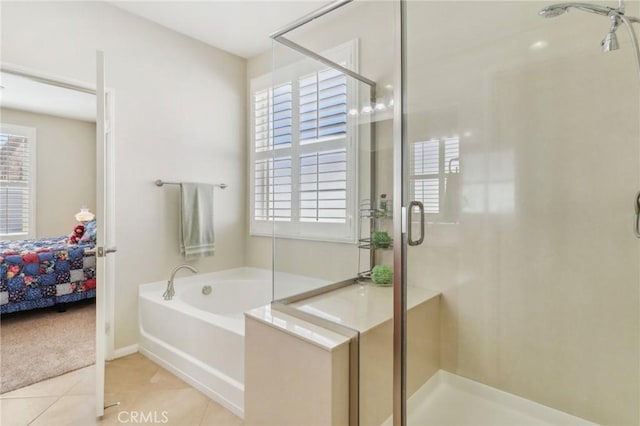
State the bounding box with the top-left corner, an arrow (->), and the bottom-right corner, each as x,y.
163,264 -> 198,300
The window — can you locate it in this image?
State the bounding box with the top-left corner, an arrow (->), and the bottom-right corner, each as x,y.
0,124 -> 36,239
250,41 -> 357,242
411,136 -> 459,220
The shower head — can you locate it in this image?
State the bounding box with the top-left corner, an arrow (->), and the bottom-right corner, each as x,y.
538,1 -> 640,81
539,2 -> 615,18
539,3 -> 624,53
601,30 -> 620,51
602,15 -> 621,52
539,5 -> 570,18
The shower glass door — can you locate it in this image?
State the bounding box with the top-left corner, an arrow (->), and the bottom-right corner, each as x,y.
266,2 -> 398,424
267,28 -> 378,302
401,1 -> 640,425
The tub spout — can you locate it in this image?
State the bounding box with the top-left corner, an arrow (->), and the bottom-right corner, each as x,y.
163,264 -> 198,300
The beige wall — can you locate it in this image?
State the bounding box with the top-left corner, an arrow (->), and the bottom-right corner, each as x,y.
1,1 -> 247,349
1,108 -> 96,239
360,297 -> 440,426
404,2 -> 639,424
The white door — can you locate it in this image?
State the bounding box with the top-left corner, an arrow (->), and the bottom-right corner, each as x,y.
95,50 -> 116,418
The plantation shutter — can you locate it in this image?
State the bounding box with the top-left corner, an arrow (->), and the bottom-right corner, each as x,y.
250,40 -> 357,241
0,131 -> 33,236
253,84 -> 293,223
299,148 -> 347,223
254,156 -> 292,222
411,136 -> 460,216
299,68 -> 347,145
297,68 -> 348,224
444,137 -> 460,173
412,139 -> 440,214
254,84 -> 293,152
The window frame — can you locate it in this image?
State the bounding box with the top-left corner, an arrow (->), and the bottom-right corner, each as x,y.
0,123 -> 37,240
249,40 -> 359,243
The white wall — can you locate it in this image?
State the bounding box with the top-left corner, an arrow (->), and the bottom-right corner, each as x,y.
1,108 -> 96,239
1,1 -> 247,349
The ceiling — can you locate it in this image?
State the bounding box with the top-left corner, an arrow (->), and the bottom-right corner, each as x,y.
110,1 -> 331,59
0,72 -> 96,122
0,2 -> 333,121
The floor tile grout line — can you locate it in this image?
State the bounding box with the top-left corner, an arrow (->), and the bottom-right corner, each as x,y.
1,364 -> 94,400
26,394 -> 63,426
197,400 -> 211,426
1,394 -> 74,400
63,373 -> 97,397
5,353 -> 241,425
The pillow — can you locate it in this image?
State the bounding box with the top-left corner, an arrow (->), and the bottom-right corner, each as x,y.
79,219 -> 97,244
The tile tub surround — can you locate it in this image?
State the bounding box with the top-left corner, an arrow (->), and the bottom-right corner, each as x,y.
0,355 -> 242,426
244,308 -> 350,426
243,283 -> 441,425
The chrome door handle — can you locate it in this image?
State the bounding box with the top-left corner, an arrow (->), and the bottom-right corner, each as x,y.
407,201 -> 425,246
97,246 -> 117,257
634,191 -> 640,238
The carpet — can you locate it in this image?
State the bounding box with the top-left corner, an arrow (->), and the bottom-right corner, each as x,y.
0,299 -> 95,394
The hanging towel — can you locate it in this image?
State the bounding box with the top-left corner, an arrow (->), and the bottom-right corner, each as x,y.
180,183 -> 215,260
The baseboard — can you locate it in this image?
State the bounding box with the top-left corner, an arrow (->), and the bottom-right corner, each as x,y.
113,344 -> 138,359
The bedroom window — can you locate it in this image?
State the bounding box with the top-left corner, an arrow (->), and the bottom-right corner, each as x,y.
0,124 -> 37,239
250,41 -> 357,243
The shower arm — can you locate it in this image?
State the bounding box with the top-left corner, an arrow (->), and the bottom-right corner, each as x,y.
561,3 -> 620,16
621,14 -> 640,24
546,2 -> 639,21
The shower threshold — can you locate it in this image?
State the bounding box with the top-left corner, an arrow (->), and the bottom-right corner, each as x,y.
383,370 -> 597,426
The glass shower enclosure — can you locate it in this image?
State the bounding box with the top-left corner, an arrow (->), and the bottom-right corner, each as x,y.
265,1 -> 640,425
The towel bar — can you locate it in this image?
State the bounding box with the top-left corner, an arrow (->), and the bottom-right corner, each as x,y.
154,179 -> 227,189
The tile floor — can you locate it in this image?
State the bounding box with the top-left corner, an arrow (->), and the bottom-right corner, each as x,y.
0,353 -> 243,426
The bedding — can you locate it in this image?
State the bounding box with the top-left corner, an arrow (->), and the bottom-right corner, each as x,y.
0,236 -> 96,314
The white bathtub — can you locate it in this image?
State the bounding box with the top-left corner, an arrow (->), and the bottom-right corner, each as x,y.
138,267 -> 331,417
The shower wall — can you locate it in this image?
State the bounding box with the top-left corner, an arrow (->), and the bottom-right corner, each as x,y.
405,2 -> 639,424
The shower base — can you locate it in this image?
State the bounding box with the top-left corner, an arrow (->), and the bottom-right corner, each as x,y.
383,370 -> 597,426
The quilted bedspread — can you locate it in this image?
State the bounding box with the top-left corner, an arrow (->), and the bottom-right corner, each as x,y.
0,236 -> 96,314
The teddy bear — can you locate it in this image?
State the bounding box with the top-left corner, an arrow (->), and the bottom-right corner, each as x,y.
68,224 -> 85,244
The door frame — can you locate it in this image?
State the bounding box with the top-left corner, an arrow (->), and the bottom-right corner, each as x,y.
392,0 -> 408,425
105,88 -> 116,361
0,60 -> 117,410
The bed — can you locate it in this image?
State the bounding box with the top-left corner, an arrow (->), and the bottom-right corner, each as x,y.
0,236 -> 96,314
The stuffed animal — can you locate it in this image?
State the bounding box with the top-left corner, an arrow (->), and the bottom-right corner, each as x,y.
68,224 -> 85,244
